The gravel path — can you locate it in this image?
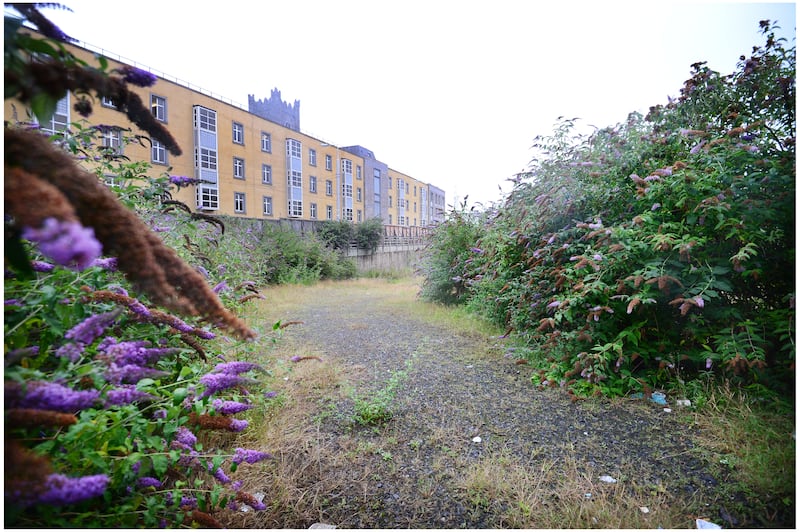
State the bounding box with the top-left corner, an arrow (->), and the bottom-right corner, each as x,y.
248,280 -> 736,529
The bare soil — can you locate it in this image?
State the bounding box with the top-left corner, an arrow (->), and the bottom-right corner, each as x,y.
225,279 -> 792,529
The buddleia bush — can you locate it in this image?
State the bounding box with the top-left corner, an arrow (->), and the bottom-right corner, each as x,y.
464,20 -> 795,398
4,5 -> 280,527
419,198 -> 487,305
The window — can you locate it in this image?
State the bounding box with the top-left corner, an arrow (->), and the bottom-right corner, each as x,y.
233,157 -> 245,179
151,95 -> 166,121
310,203 -> 318,219
288,170 -> 301,188
357,187 -> 362,202
325,154 -> 332,171
234,192 -> 246,213
197,186 -> 219,210
309,148 -> 317,166
152,139 -> 167,164
357,165 -> 362,180
325,180 -> 333,196
414,185 -> 417,196
198,148 -> 217,170
388,177 -> 392,189
196,106 -> 216,130
414,202 -> 417,212
406,183 -> 410,194
193,106 -> 218,210
342,183 -> 353,198
262,164 -> 272,184
262,196 -> 273,216
261,132 -> 272,152
287,138 -> 301,158
102,128 -> 123,155
343,208 -> 353,222
289,200 -> 302,218
388,214 -> 393,225
357,210 -> 362,222
309,176 -> 317,193
101,96 -> 117,109
388,195 -> 392,206
232,122 -> 244,144
326,205 -> 333,220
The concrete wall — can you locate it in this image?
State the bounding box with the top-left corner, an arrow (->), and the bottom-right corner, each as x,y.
345,244 -> 421,274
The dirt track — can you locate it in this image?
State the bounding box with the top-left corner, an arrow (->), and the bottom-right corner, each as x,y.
232,279 -> 767,529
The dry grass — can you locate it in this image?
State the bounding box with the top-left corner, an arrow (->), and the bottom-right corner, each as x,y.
459,448 -> 687,528
213,276 -> 794,528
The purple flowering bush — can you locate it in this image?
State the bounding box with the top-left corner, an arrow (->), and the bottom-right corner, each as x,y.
4,9 -> 280,526
426,21 -> 795,400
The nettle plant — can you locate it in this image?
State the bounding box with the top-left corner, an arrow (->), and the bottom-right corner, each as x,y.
465,20 -> 795,398
5,5 -> 278,527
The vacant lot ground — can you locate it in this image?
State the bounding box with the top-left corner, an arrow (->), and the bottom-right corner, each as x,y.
221,277 -> 793,529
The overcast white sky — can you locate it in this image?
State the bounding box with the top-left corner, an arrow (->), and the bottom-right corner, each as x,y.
35,1 -> 797,207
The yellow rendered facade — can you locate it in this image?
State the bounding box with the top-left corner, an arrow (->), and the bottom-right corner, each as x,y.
4,31 -> 389,224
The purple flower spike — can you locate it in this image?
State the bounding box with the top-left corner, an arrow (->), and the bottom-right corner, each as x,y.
11,381 -> 100,412
55,342 -> 84,363
212,399 -> 253,415
175,427 -> 197,448
65,309 -> 121,345
90,257 -> 118,271
29,260 -> 56,272
212,361 -> 262,375
209,465 -> 231,484
169,175 -> 200,188
105,364 -> 169,385
22,218 -> 102,270
212,281 -> 229,294
232,448 -> 273,465
198,373 -> 251,398
136,476 -> 162,489
119,66 -> 157,87
106,385 -> 156,406
229,418 -> 249,432
37,474 -> 109,506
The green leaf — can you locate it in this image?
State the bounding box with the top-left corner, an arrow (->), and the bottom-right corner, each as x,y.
151,454 -> 168,476
30,91 -> 61,124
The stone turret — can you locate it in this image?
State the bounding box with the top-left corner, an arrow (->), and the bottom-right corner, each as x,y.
248,88 -> 300,131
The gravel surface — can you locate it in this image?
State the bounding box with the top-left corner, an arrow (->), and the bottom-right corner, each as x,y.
238,280 -> 777,529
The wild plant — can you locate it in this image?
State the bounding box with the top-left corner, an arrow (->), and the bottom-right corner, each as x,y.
4,4 -> 278,526
429,20 -> 795,400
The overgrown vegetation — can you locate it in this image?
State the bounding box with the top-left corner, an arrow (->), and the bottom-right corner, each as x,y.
3,5 -> 296,527
421,20 -> 795,401
316,217 -> 384,254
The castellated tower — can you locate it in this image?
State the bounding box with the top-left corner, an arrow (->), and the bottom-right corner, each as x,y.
248,88 -> 300,131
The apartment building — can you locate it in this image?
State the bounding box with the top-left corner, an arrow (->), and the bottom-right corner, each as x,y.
4,29 -> 446,228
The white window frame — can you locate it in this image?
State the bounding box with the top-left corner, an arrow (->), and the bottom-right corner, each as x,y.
234,191 -> 246,213
262,164 -> 272,184
151,138 -> 167,164
310,203 -> 318,219
261,132 -> 272,152
326,205 -> 333,220
309,148 -> 317,166
309,176 -> 317,193
233,157 -> 245,179
262,196 -> 273,216
325,180 -> 333,196
151,94 -> 166,121
232,121 -> 244,144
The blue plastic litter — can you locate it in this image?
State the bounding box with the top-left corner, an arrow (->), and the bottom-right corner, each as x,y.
650,392 -> 667,405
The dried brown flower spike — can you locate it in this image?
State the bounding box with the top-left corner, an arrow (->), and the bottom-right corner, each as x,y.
5,127 -> 256,340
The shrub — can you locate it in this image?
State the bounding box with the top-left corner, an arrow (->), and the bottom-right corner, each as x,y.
418,198 -> 487,305
458,20 -> 795,398
4,7 -> 277,527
